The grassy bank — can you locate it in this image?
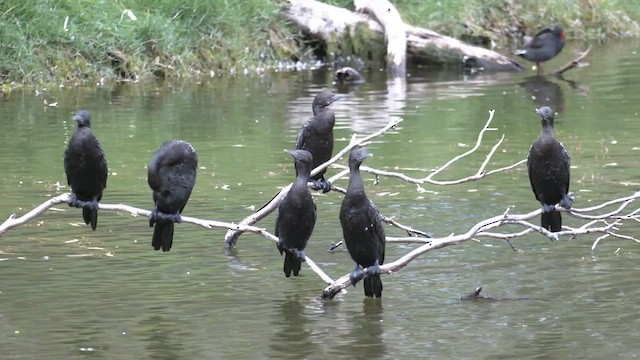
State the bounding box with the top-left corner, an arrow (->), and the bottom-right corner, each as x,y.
1,0 -> 639,86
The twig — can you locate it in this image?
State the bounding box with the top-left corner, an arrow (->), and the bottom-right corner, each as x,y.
553,46 -> 592,76
332,110 -> 526,186
223,117 -> 402,247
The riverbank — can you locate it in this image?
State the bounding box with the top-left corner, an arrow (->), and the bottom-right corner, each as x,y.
1,0 -> 639,86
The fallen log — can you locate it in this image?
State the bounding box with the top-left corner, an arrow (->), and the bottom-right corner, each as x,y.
282,0 -> 523,72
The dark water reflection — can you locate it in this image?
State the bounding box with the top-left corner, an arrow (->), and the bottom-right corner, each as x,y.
2,40 -> 640,359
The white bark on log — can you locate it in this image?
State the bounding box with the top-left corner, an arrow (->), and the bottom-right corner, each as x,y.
283,0 -> 523,71
355,0 -> 407,77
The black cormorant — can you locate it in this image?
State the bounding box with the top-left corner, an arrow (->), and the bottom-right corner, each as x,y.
295,89 -> 345,193
275,149 -> 317,277
63,110 -> 108,231
527,106 -> 572,232
339,148 -> 386,297
148,140 -> 198,252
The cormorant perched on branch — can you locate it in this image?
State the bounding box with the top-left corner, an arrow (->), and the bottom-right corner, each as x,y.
63,110 -> 108,231
527,106 -> 572,232
339,148 -> 386,298
148,140 -> 198,252
295,89 -> 345,193
275,149 -> 317,277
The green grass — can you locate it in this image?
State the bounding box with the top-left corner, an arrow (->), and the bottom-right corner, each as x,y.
0,0 -> 299,85
1,0 -> 639,85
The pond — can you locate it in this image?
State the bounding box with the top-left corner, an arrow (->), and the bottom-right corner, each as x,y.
1,39 -> 640,359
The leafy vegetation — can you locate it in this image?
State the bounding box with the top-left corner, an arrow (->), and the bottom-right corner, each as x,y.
1,0 -> 639,85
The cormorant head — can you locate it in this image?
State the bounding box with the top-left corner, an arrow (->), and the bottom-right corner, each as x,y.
312,89 -> 346,115
285,149 -> 313,176
73,110 -> 92,128
285,149 -> 313,164
536,106 -> 555,127
349,147 -> 372,168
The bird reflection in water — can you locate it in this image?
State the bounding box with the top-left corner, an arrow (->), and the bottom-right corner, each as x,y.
140,314 -> 187,360
268,297 -> 318,359
335,298 -> 387,359
520,75 -> 565,113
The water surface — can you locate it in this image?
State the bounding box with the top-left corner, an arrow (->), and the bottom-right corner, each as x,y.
1,40 -> 640,359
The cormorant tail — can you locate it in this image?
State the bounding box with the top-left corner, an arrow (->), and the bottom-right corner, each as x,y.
542,210 -> 562,232
152,222 -> 174,252
283,251 -> 302,278
364,275 -> 383,298
83,206 -> 98,231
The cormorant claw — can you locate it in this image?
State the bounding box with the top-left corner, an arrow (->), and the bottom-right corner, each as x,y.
560,195 -> 573,209
68,195 -> 86,208
349,266 -> 365,286
290,248 -> 306,261
364,260 -> 381,277
149,210 -> 182,227
312,178 -> 332,193
541,203 -> 556,213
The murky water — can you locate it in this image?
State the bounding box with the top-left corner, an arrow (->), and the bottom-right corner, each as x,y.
2,40 -> 640,359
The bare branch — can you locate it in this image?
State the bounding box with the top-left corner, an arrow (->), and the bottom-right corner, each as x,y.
0,192 -> 336,284
223,117 -> 403,247
321,193 -> 640,299
553,46 -> 592,77
331,110 -> 526,186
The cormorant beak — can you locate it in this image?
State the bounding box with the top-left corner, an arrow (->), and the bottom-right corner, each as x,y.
326,94 -> 347,106
284,149 -> 298,159
356,150 -> 372,162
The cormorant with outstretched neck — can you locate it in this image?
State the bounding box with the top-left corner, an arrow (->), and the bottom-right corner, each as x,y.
295,89 -> 345,193
527,106 -> 572,232
63,110 -> 108,231
339,148 -> 386,297
148,140 -> 198,252
275,149 -> 317,277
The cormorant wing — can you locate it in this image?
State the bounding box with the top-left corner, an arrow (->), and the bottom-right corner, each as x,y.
526,143 -> 542,202
368,199 -> 386,265
562,143 -> 571,193
295,119 -> 312,150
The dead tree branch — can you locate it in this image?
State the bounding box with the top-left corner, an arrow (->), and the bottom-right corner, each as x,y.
321,191 -> 640,299
0,193 -> 336,284
553,46 -> 592,77
332,109 -> 526,186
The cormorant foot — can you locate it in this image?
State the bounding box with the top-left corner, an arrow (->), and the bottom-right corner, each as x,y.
86,200 -> 99,211
349,266 -> 365,287
541,203 -> 556,213
68,195 -> 85,208
312,178 -> 332,193
560,195 -> 573,210
364,260 -> 382,277
150,210 -> 182,225
290,248 -> 306,261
